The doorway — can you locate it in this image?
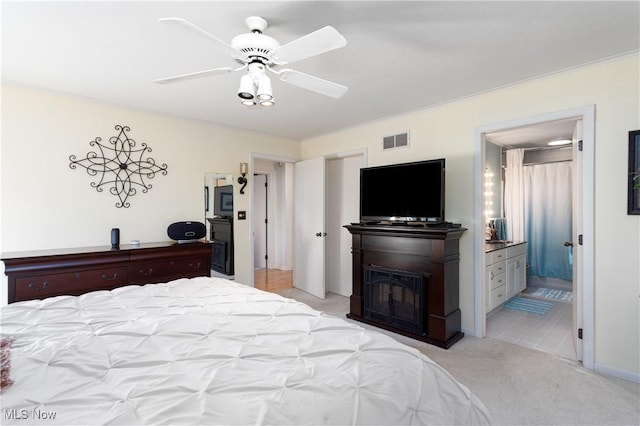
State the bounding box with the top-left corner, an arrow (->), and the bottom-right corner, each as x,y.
474,105 -> 595,370
486,139 -> 576,360
251,157 -> 294,293
250,150 -> 366,299
292,151 -> 366,300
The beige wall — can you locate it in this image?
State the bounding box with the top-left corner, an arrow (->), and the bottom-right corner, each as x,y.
0,84 -> 300,304
301,53 -> 640,379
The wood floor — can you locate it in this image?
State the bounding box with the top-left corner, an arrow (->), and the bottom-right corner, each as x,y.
254,268 -> 293,293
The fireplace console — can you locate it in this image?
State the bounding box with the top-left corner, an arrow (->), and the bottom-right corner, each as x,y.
344,224 -> 466,348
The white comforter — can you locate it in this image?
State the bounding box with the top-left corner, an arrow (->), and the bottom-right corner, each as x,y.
1,277 -> 490,425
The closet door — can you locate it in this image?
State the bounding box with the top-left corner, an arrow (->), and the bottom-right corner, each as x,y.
293,157 -> 326,299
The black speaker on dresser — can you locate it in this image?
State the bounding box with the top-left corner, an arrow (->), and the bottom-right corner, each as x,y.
167,221 -> 206,242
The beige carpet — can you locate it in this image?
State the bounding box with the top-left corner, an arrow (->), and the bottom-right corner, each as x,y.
278,288 -> 640,425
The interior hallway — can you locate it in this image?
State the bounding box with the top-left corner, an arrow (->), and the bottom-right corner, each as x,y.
254,268 -> 293,293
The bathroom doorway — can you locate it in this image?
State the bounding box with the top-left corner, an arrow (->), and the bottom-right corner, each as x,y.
474,105 -> 595,370
487,137 -> 576,360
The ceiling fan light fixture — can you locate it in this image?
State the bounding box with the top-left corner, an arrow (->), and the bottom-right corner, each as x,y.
256,75 -> 273,101
156,16 -> 348,107
238,74 -> 255,100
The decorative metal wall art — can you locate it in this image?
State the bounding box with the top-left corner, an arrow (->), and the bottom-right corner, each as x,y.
69,125 -> 168,208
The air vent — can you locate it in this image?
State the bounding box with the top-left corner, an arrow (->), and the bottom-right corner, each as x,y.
382,132 -> 410,150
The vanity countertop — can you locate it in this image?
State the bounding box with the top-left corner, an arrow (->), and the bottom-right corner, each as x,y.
485,240 -> 526,253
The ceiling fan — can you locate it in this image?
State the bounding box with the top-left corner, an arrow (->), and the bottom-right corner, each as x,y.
154,16 -> 348,107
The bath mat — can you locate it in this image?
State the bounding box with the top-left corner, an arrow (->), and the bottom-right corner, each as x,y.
527,287 -> 573,303
504,296 -> 553,315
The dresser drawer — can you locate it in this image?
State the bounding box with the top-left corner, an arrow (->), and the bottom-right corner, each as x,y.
15,267 -> 129,301
129,256 -> 209,284
171,256 -> 209,277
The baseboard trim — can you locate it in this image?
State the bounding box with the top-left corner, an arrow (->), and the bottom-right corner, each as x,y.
595,363 -> 640,383
460,326 -> 475,337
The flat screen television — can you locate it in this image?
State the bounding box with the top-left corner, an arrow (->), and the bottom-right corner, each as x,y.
213,185 -> 233,218
359,158 -> 445,223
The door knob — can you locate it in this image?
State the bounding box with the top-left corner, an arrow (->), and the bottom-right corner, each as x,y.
564,241 -> 574,247
315,232 -> 322,237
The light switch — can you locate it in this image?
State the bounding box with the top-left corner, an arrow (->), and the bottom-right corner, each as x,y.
238,211 -> 246,220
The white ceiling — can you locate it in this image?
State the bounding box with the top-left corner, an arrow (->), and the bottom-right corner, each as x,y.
2,1 -> 639,141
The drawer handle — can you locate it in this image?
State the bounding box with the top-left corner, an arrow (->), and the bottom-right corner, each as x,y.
101,273 -> 119,281
28,282 -> 49,291
139,268 -> 153,276
188,262 -> 201,269
498,293 -> 503,298
490,271 -> 494,279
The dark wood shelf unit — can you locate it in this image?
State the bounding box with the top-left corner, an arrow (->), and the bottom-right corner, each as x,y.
344,224 -> 466,349
2,241 -> 213,303
208,217 -> 234,275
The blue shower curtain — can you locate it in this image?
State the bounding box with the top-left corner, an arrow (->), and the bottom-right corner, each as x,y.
524,162 -> 573,281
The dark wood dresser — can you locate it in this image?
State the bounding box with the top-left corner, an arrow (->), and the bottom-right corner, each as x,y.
344,224 -> 466,348
2,241 -> 213,303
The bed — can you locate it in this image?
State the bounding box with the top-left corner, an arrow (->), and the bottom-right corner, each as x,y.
1,276 -> 491,425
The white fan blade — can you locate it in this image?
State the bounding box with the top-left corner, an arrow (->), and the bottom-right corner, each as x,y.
277,69 -> 348,99
154,67 -> 234,84
270,26 -> 346,65
159,17 -> 247,62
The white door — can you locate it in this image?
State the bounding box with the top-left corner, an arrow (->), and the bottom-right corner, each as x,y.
326,154 -> 364,297
253,174 -> 268,270
293,157 -> 326,299
572,120 -> 584,361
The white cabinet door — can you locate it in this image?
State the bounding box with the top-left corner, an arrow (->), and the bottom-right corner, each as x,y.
484,266 -> 491,311
506,257 -> 517,299
515,254 -> 527,293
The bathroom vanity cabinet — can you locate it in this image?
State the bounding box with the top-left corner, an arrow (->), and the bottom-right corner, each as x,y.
485,242 -> 527,313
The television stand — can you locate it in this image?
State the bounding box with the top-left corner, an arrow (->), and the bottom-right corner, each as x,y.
344,224 -> 467,348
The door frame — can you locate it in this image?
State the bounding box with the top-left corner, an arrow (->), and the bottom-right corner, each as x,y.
249,153 -> 297,287
250,149 -> 367,293
253,172 -> 269,270
473,105 -> 595,370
